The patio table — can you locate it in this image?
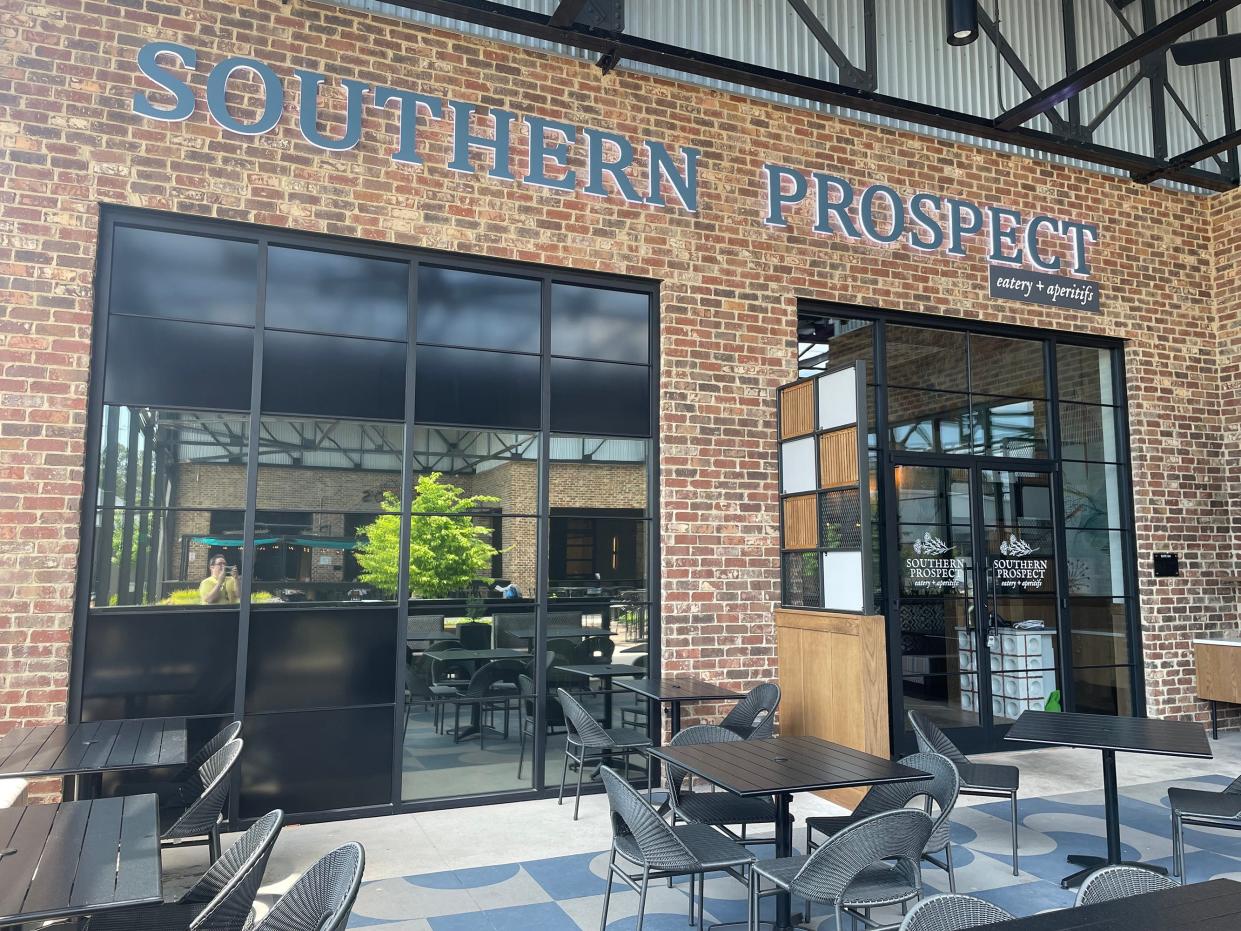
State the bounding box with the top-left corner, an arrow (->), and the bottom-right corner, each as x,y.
984,877 -> 1241,930
648,734 -> 929,931
0,794 -> 162,928
554,663 -> 643,728
1005,710 -> 1211,888
616,676 -> 743,734
0,718 -> 186,800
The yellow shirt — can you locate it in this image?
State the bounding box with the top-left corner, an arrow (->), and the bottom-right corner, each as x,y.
199,575 -> 240,604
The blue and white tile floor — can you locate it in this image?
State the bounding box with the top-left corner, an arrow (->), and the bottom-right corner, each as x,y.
345,776 -> 1241,930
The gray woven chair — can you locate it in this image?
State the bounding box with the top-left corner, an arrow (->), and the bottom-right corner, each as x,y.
126,721 -> 242,810
557,688 -> 652,819
1074,864 -> 1177,907
667,725 -> 779,844
806,752 -> 961,892
1169,773 -> 1241,879
252,842 -> 365,931
84,809 -> 284,931
898,893 -> 1014,930
909,709 -> 1021,875
447,660 -> 520,747
749,808 -> 934,931
599,766 -> 754,931
162,738 -> 244,861
719,683 -> 781,739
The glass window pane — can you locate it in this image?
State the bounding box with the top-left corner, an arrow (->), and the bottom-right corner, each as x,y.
104,316 -> 253,411
1065,530 -> 1128,596
969,334 -> 1046,399
1060,403 -> 1122,462
550,436 -> 648,515
1072,665 -> 1133,716
266,246 -> 409,341
263,330 -> 406,421
797,315 -> 873,382
886,325 -> 967,392
550,516 -> 648,594
973,397 -> 1049,458
902,676 -> 980,730
1062,462 -> 1125,529
1069,598 -> 1131,665
898,525 -> 973,597
110,226 -> 257,325
550,358 -> 650,436
899,598 -> 973,662
894,465 -> 972,526
550,283 -> 649,363
417,265 -> 541,353
888,389 -> 972,454
414,345 -> 540,429
977,470 -> 1053,532
1058,344 -> 1115,405
411,428 -> 540,516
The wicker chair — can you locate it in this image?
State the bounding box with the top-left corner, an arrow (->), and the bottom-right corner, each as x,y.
898,893 -> 1014,930
252,842 -> 365,931
1074,865 -> 1178,907
806,752 -> 961,892
1169,773 -> 1241,880
749,808 -> 934,931
719,683 -> 781,739
447,660 -> 521,747
557,688 -> 652,819
909,709 -> 1021,875
599,766 -> 753,931
125,721 -> 242,810
516,673 -> 567,779
85,809 -> 284,931
161,738 -> 244,861
405,654 -> 458,733
666,725 -> 779,844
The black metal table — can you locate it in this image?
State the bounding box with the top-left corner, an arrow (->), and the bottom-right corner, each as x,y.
1005,710 -> 1212,889
0,795 -> 162,928
984,878 -> 1241,930
423,649 -> 529,741
616,676 -> 744,734
555,664 -> 644,728
0,718 -> 187,800
648,735 -> 930,931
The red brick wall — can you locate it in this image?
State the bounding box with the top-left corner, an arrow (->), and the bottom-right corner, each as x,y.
0,0 -> 1234,742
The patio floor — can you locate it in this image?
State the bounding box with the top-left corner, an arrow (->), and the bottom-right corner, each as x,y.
164,732 -> 1241,929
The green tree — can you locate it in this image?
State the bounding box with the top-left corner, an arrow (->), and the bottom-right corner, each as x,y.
353,473 -> 501,598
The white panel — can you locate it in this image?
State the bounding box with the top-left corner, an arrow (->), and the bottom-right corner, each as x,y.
780,437 -> 816,494
822,551 -> 864,613
816,368 -> 857,431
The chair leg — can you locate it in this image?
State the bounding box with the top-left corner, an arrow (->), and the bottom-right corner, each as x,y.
599,848 -> 616,931
208,825 -> 221,862
517,723 -> 527,779
698,871 -> 705,931
574,750 -> 587,820
688,873 -> 695,926
1010,791 -> 1019,876
1174,812 -> 1185,880
558,747 -> 571,806
945,842 -> 956,894
636,868 -> 650,931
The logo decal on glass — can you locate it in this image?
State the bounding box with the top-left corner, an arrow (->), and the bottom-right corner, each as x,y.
999,534 -> 1035,557
994,534 -> 1048,591
912,531 -> 952,557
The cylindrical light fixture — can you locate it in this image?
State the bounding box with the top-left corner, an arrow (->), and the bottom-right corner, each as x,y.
946,0 -> 979,46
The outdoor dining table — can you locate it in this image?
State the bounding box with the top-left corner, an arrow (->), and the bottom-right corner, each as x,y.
0,794 -> 162,928
648,734 -> 930,931
554,663 -> 644,728
0,717 -> 187,800
1005,710 -> 1212,889
984,877 -> 1241,930
616,675 -> 744,734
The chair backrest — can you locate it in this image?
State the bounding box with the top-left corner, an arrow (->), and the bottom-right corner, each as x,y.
853,752 -> 960,855
406,615 -> 445,640
463,660 -> 520,697
790,808 -> 933,904
183,809 -> 284,931
898,893 -> 1014,930
600,766 -> 695,872
557,688 -> 612,746
164,738 -> 244,841
666,725 -> 743,807
1074,865 -> 1178,907
1227,774 -> 1241,794
579,635 -> 615,663
907,710 -> 970,766
256,842 -> 365,931
184,721 -> 243,777
720,683 -> 781,738
457,622 -> 491,650
548,611 -> 585,630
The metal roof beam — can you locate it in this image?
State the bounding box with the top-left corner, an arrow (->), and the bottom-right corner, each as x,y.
996,0 -> 1241,130
548,0 -> 587,29
786,0 -> 871,90
1133,126 -> 1241,183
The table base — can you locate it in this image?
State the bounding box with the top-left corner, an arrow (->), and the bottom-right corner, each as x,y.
1061,854 -> 1170,889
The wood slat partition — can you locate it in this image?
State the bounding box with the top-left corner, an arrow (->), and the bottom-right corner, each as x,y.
1195,641 -> 1241,704
782,494 -> 818,550
774,607 -> 889,808
780,381 -> 814,439
819,427 -> 858,488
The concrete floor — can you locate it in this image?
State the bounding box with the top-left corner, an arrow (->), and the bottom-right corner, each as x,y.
161,732 -> 1241,915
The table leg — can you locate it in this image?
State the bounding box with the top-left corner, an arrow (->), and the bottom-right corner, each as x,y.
603,683 -> 614,730
1212,700 -> 1219,740
672,699 -> 683,735
709,791 -> 792,931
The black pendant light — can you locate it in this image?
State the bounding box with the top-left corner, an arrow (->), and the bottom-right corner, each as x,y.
1170,34 -> 1241,66
946,0 -> 979,46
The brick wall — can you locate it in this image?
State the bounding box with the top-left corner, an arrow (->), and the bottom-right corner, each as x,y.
0,0 -> 1236,739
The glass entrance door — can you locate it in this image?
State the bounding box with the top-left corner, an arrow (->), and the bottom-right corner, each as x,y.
892,460 -> 1062,752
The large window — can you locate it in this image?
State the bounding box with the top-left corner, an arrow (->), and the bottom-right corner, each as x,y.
78,210 -> 658,819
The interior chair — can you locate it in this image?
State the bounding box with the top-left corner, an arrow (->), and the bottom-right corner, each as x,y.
719,683 -> 781,739
83,809 -> 283,931
666,725 -> 779,845
405,614 -> 445,646
1074,864 -> 1178,907
749,808 -> 934,931
161,738 -> 244,861
599,765 -> 754,931
456,621 -> 491,650
806,751 -> 961,892
620,654 -> 650,731
251,842 -> 365,931
557,688 -> 652,819
1169,774 -> 1241,880
909,709 -> 1021,875
898,893 -> 1014,930
405,654 -> 458,733
447,661 -> 520,747
516,673 -> 568,779
578,635 -> 615,663
426,639 -> 469,687
547,638 -> 580,691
